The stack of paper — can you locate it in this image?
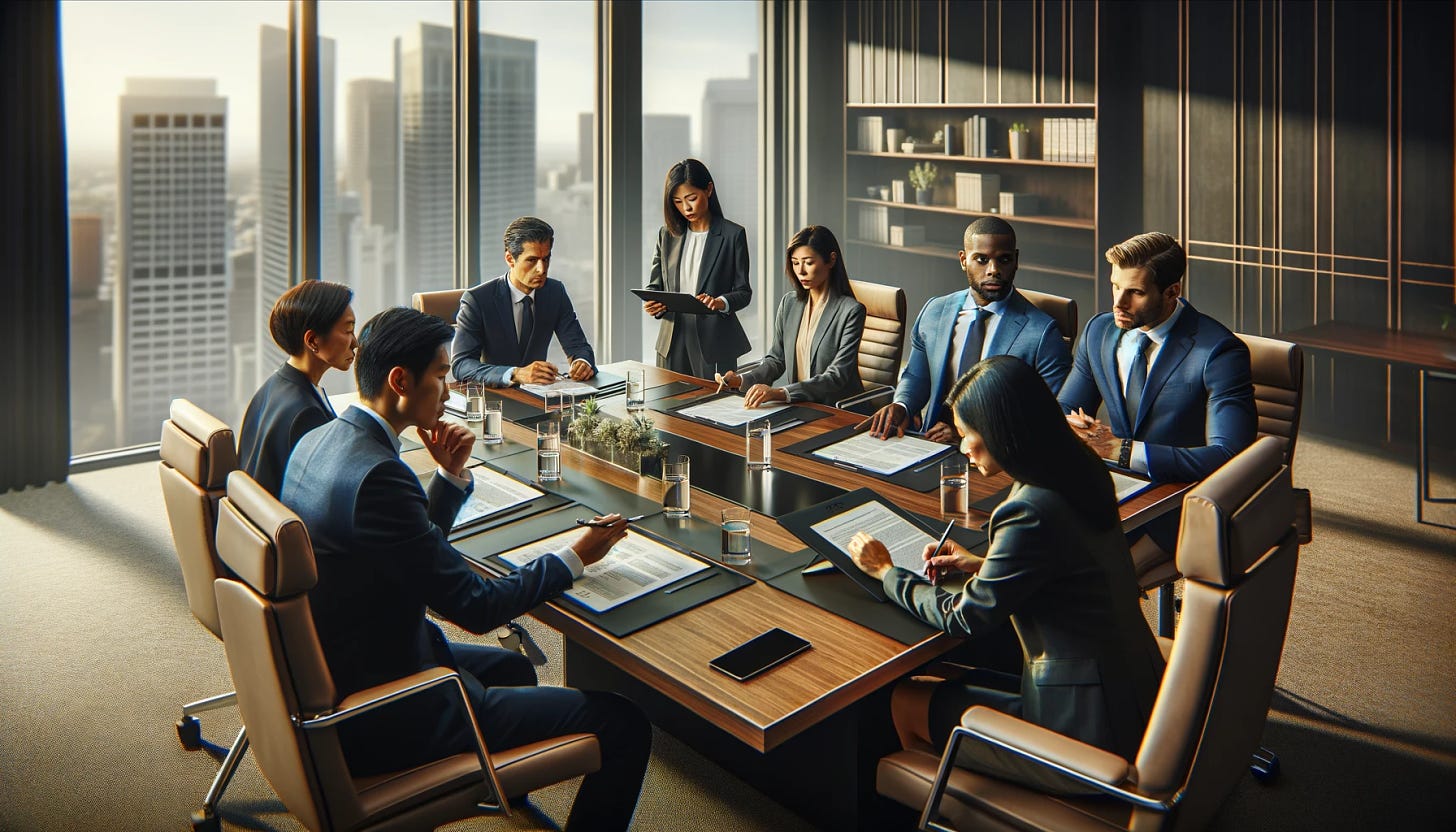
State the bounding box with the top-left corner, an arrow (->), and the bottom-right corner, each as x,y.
1041,117 -> 1097,162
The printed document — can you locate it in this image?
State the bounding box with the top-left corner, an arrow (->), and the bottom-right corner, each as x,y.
1111,471 -> 1154,504
677,396 -> 790,427
520,379 -> 601,398
811,432 -> 947,475
498,529 -> 709,613
811,501 -> 934,576
454,467 -> 545,527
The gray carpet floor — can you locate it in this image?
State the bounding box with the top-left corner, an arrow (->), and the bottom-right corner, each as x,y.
1,433 -> 1453,831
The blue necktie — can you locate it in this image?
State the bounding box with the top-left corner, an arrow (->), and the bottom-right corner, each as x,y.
518,295 -> 535,358
1124,331 -> 1151,430
955,308 -> 991,379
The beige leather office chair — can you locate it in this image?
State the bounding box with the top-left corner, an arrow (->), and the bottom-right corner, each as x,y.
837,279 -> 908,414
877,436 -> 1299,831
158,399 -> 249,825
411,289 -> 467,326
209,470 -> 602,832
1135,332 -> 1306,637
1019,287 -> 1079,350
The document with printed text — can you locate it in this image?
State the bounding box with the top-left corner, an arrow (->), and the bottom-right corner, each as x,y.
497,529 -> 709,613
810,501 -> 934,576
454,467 -> 545,527
811,432 -> 947,475
676,396 -> 790,427
520,379 -> 600,399
1110,471 -> 1154,504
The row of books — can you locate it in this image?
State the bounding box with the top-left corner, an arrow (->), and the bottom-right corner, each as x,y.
855,116 -> 886,152
856,204 -> 891,244
1043,117 -> 1096,163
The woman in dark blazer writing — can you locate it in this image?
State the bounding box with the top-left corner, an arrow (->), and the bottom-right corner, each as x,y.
719,225 -> 865,407
643,158 -> 751,377
849,355 -> 1165,794
237,281 -> 356,496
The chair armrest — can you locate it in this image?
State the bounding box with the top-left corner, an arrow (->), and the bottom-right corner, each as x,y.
920,707 -> 1174,830
299,667 -> 464,729
836,384 -> 893,414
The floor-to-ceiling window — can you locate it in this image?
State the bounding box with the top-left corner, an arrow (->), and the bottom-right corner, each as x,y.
640,1 -> 760,363
62,0 -> 287,453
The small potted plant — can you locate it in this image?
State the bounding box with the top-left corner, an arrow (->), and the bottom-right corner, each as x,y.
1008,122 -> 1031,160
567,396 -> 603,446
908,161 -> 938,205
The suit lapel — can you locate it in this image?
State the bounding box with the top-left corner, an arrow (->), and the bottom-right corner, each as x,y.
1135,303 -> 1197,433
1103,321 -> 1131,435
695,220 -> 725,295
806,294 -> 841,370
988,293 -> 1028,356
493,277 -> 521,364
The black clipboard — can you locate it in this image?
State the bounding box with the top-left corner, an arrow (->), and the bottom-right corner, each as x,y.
778,487 -> 988,602
632,289 -> 716,315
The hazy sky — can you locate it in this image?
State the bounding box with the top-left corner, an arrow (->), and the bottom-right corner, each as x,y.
61,0 -> 757,168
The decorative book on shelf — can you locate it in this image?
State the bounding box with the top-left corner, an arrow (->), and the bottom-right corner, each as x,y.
955,172 -> 1000,212
998,192 -> 1042,216
1042,117 -> 1096,163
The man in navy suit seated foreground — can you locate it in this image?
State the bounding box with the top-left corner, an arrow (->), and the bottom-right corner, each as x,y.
282,306 -> 649,830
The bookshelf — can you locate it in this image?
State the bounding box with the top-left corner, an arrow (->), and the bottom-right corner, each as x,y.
842,0 -> 1100,318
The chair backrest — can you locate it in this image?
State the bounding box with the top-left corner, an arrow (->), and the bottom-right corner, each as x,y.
849,279 -> 908,389
215,470 -> 342,831
158,398 -> 239,638
412,289 -> 467,326
1133,436 -> 1298,829
1019,287 -> 1078,350
1237,333 -> 1304,465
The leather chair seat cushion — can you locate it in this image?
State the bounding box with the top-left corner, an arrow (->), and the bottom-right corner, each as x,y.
877,750 -> 1131,832
355,752 -> 488,820
493,733 -> 601,798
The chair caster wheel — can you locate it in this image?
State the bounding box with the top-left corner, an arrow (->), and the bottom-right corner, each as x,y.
190,809 -> 220,832
1250,749 -> 1280,783
177,716 -> 203,750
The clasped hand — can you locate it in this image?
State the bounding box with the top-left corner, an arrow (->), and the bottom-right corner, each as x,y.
1065,408 -> 1119,459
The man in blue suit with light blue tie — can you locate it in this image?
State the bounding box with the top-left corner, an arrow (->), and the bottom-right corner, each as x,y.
451,216 -> 598,387
1059,231 -> 1256,549
867,217 -> 1071,441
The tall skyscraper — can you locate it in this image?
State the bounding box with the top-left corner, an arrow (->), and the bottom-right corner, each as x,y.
114,78 -> 231,445
479,32 -> 536,250
346,79 -> 398,233
397,23 -> 536,295
702,55 -> 759,349
639,115 -> 692,360
257,26 -> 338,381
578,112 -> 593,184
70,214 -> 103,299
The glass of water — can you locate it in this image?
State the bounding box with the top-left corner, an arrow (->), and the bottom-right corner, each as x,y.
537,421 -> 561,482
625,368 -> 646,412
463,382 -> 485,425
662,455 -> 690,517
482,400 -> 503,445
746,422 -> 772,471
940,458 -> 969,525
720,507 -> 752,565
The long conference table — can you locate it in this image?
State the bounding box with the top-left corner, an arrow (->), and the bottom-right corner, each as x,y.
414,361 -> 1189,830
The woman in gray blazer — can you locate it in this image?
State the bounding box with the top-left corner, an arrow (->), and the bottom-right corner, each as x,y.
719,225 -> 865,407
849,355 -> 1165,794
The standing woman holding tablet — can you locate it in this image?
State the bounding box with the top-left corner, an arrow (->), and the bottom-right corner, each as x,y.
643,158 -> 752,377
237,280 -> 356,496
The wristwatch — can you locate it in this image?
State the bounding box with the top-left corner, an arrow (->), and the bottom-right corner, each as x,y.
1118,438 -> 1133,469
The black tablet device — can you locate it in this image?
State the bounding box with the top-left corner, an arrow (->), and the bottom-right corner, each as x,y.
709,628 -> 812,681
631,289 -> 716,315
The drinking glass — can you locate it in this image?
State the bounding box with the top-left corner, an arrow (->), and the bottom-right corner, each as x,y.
940,458 -> 969,525
662,455 -> 691,517
720,507 -> 752,566
536,421 -> 561,482
481,400 -> 503,445
463,382 -> 485,424
625,368 -> 646,412
746,422 -> 772,471
544,390 -> 572,415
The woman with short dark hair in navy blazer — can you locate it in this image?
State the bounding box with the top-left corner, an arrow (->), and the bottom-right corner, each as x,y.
236,281 -> 356,495
642,158 -> 752,377
849,355 -> 1165,794
718,225 -> 866,407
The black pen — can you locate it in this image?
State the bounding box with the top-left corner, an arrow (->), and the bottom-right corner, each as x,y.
926,520 -> 956,585
664,571 -> 715,594
911,449 -> 953,474
575,514 -> 647,527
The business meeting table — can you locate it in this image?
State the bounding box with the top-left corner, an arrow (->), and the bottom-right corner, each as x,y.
405,361 -> 1189,830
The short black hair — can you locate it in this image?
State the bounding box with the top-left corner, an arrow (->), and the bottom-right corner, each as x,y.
354,307 -> 454,399
268,280 -> 353,356
963,216 -> 1017,249
946,355 -> 1119,532
662,158 -> 725,236
1105,231 -> 1186,290
785,225 -> 852,303
503,216 -> 554,258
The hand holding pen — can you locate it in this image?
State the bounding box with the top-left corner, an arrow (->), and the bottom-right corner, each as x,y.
924,520 -> 956,585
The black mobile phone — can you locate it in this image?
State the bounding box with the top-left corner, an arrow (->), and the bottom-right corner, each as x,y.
709,628 -> 812,681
